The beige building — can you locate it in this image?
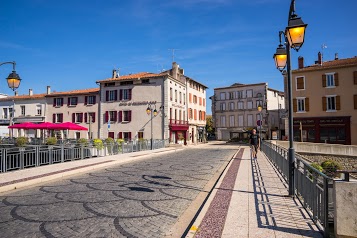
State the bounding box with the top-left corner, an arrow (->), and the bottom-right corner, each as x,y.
212,83 -> 285,141
45,87 -> 99,139
286,53 -> 357,145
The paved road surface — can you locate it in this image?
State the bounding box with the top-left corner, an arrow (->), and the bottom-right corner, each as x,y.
0,144 -> 238,238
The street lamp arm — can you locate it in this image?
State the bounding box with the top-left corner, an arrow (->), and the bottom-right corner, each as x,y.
0,61 -> 16,71
288,0 -> 296,21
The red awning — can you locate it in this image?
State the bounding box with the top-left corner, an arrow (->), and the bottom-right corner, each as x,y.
31,122 -> 56,130
8,122 -> 36,129
54,122 -> 88,131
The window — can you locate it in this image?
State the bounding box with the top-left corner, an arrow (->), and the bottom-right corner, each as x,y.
9,108 -> 13,118
189,108 -> 192,119
220,103 -> 226,111
170,88 -> 173,101
175,90 -> 177,102
106,90 -> 117,101
138,132 -> 144,139
85,95 -> 96,105
53,113 -> 63,123
238,101 -> 244,110
296,76 -> 305,90
72,113 -> 83,123
142,79 -> 150,84
68,97 -> 78,106
36,105 -> 42,115
237,91 -> 243,99
229,92 -> 234,99
179,92 -> 182,103
297,98 -> 305,112
118,132 -> 132,141
3,108 -> 8,119
247,101 -> 253,109
327,96 -> 336,111
238,115 -> 244,127
220,116 -> 226,127
326,74 -> 335,87
85,112 -> 95,123
220,92 -> 226,100
20,106 -> 25,116
183,94 -> 186,105
229,115 -> 235,127
118,110 -> 132,122
104,82 -> 115,87
246,90 -> 253,98
53,98 -> 64,107
120,81 -> 133,85
193,95 -> 197,104
105,111 -> 117,122
203,98 -> 205,106
256,100 -> 263,108
229,102 -> 235,110
199,97 -> 202,106
323,73 -> 339,87
119,89 -> 132,100
247,114 -> 253,126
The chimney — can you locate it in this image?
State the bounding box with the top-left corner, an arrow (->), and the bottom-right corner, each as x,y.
47,86 -> 51,95
335,53 -> 339,60
298,56 -> 304,69
172,62 -> 179,79
317,51 -> 322,65
112,69 -> 119,78
15,91 -> 18,96
29,89 -> 33,96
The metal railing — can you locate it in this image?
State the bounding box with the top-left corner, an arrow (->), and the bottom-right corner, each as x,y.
261,141 -> 333,238
0,139 -> 168,173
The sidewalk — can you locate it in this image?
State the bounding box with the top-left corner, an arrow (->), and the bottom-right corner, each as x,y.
187,145 -> 323,238
0,147 -> 183,194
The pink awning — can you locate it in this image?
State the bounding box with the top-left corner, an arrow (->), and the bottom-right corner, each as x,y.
8,122 -> 36,129
54,122 -> 88,131
31,122 -> 56,130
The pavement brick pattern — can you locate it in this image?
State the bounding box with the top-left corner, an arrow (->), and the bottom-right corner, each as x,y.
0,144 -> 238,238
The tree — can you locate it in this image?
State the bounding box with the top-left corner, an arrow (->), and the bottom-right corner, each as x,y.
206,115 -> 214,134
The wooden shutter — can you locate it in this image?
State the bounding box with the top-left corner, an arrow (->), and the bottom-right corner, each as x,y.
80,113 -> 84,123
334,73 -> 339,86
84,113 -> 88,123
114,111 -> 117,121
354,95 -> 357,109
106,91 -> 109,101
128,89 -> 132,100
296,77 -> 304,90
305,98 -> 309,111
354,71 -> 357,85
336,96 -> 341,110
84,96 -> 88,105
93,96 -> 96,104
322,75 -> 327,87
128,110 -> 132,122
53,98 -> 56,107
128,132 -> 132,140
194,109 -> 197,120
189,93 -> 192,103
203,99 -> 206,106
322,97 -> 327,111
59,114 -> 63,123
114,90 -> 118,101
293,99 -> 297,112
118,132 -> 123,139
118,111 -> 122,122
105,111 -> 109,123
67,97 -> 70,105
72,113 -> 75,123
61,98 -> 64,106
52,114 -> 56,123
92,113 -> 95,123
119,89 -> 123,100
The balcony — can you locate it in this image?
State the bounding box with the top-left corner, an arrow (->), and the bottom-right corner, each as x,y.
169,119 -> 189,130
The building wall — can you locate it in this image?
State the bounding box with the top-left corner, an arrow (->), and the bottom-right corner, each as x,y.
290,65 -> 357,144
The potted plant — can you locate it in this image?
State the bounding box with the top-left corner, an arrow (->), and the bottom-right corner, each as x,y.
16,137 -> 28,149
46,137 -> 57,146
105,137 -> 114,154
93,139 -> 104,156
78,138 -> 88,147
321,160 -> 342,178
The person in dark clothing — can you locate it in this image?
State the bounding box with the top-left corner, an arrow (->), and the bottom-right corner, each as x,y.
249,129 -> 260,158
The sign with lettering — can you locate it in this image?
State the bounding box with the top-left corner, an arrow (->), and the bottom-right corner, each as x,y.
119,101 -> 157,106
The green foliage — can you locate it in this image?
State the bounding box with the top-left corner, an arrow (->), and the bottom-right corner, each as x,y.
105,137 -> 114,144
16,137 -> 28,147
46,137 -> 57,145
206,115 -> 214,134
321,160 -> 342,178
310,163 -> 323,173
93,139 -> 104,150
116,139 -> 125,144
78,138 -> 88,146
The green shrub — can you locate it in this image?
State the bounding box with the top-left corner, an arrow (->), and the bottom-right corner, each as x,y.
46,137 -> 57,145
93,139 -> 104,150
16,137 -> 28,147
310,163 -> 323,173
321,160 -> 342,178
116,138 -> 125,144
78,138 -> 88,146
105,137 -> 114,144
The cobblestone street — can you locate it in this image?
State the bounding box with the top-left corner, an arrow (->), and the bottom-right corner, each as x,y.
0,144 -> 238,238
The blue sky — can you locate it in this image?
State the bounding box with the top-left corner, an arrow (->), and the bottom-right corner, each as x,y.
1,0 -> 357,114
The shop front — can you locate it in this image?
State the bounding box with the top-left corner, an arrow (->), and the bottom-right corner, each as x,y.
293,116 -> 351,145
169,120 -> 189,145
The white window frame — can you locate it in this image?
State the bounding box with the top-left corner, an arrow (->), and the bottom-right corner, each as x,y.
220,92 -> 226,100
238,115 -> 244,127
229,115 -> 235,127
296,97 -> 306,113
238,101 -> 244,110
87,96 -> 96,105
247,101 -> 253,109
229,102 -> 235,110
55,113 -> 62,123
108,90 -> 116,101
122,89 -> 130,100
237,91 -> 243,99
220,103 -> 226,111
326,73 -> 335,88
123,111 -> 130,122
3,108 -> 8,119
68,97 -> 78,106
36,105 -> 42,116
220,116 -> 226,127
229,92 -> 234,99
54,98 -> 63,107
295,76 -> 305,91
246,89 -> 253,98
247,114 -> 253,126
109,111 -> 116,122
75,113 -> 82,123
326,95 -> 337,112
20,105 -> 25,116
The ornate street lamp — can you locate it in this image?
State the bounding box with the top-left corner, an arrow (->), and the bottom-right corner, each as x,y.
0,61 -> 22,91
273,0 -> 307,198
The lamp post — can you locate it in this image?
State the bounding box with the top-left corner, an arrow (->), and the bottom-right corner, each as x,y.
273,0 -> 307,197
0,61 -> 22,138
257,104 -> 263,146
146,104 -> 158,150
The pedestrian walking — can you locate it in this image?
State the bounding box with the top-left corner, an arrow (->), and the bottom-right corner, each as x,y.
249,129 -> 260,159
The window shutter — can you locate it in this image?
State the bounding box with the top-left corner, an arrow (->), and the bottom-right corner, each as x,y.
114,111 -> 117,121
119,89 -> 123,100
105,111 -> 108,123
92,113 -> 96,122
128,132 -> 132,141
84,113 -> 88,123
322,75 -> 327,87
72,113 -> 75,123
336,96 -> 341,110
60,114 -> 63,122
52,114 -> 56,123
189,93 -> 192,103
293,99 -> 297,112
322,97 -> 327,111
106,91 -> 109,101
128,110 -> 132,122
61,98 -> 64,106
118,132 -> 123,139
129,89 -> 132,100
203,99 -> 206,106
115,90 -> 118,101
334,73 -> 339,86
354,71 -> 357,85
305,98 -> 310,111
118,111 -> 122,122
354,95 -> 357,109
67,97 -> 70,106
84,96 -> 88,105
53,98 -> 56,107
93,96 -> 96,104
194,109 -> 197,120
